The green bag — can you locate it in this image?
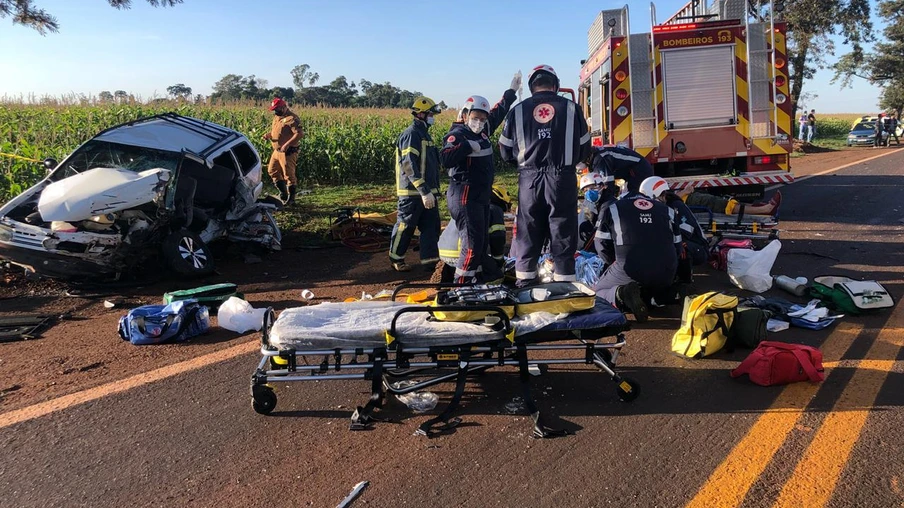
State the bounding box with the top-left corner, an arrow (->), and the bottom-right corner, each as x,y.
163,283 -> 243,311
730,307 -> 768,349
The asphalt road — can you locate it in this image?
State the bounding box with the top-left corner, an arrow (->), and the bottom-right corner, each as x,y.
2,149 -> 903,508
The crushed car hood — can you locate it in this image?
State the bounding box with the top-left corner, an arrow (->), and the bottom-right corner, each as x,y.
38,167 -> 171,222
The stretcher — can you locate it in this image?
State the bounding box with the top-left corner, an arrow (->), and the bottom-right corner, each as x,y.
250,283 -> 638,438
691,206 -> 780,243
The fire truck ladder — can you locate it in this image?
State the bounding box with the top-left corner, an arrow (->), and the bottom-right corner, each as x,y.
627,6 -> 656,150
745,0 -> 779,139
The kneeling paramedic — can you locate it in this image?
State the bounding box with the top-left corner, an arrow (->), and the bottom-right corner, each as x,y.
441,78 -> 519,283
593,191 -> 683,322
389,96 -> 443,272
640,176 -> 708,282
591,145 -> 652,194
439,184 -> 511,284
498,65 -> 590,287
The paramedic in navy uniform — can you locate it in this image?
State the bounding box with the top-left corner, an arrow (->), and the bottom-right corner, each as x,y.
498,64 -> 590,287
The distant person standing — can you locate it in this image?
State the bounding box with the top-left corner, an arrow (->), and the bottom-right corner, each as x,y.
887,113 -> 900,145
264,98 -> 303,204
798,112 -> 808,141
874,113 -> 886,148
806,109 -> 817,143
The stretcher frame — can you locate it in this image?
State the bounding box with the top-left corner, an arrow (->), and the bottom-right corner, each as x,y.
249,284 -> 639,439
691,206 -> 780,243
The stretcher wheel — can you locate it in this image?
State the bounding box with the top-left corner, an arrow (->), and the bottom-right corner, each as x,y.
252,386 -> 277,415
615,377 -> 640,402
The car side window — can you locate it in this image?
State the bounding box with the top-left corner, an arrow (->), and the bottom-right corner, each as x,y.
212,151 -> 240,173
231,142 -> 260,176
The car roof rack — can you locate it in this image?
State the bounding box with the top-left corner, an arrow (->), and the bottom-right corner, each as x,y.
93,112 -> 243,160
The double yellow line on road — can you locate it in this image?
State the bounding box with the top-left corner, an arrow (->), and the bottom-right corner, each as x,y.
688,303 -> 904,507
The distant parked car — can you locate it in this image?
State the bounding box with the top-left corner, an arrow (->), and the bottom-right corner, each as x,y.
0,114 -> 282,280
847,122 -> 888,147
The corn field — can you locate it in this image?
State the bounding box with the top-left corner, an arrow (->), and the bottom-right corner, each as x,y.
0,101 -> 506,203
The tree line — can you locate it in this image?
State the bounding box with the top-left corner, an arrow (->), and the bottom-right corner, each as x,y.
206,65 -> 445,109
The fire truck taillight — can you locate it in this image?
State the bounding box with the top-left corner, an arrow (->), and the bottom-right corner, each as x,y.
615,89 -> 628,100
616,106 -> 628,117
775,93 -> 787,104
753,154 -> 786,165
614,71 -> 627,82
774,76 -> 786,87
774,57 -> 786,69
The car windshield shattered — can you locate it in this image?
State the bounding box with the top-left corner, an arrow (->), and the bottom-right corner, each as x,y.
52,140 -> 181,181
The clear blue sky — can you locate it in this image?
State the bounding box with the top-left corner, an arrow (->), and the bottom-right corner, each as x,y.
0,0 -> 885,113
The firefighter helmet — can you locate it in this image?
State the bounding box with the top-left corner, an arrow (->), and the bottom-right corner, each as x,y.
411,96 -> 441,115
528,64 -> 560,92
639,176 -> 670,199
579,174 -> 598,191
491,184 -> 512,211
461,95 -> 491,116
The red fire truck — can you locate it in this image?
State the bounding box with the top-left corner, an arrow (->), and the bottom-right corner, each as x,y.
577,0 -> 793,200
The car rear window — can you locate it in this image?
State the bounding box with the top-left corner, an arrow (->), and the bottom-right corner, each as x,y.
232,142 -> 260,175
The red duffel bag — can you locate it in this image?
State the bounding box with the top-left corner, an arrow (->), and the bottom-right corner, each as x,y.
730,341 -> 824,386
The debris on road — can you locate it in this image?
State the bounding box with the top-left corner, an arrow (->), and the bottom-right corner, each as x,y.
336,480 -> 369,508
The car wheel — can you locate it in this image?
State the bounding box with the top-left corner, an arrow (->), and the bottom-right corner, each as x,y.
162,229 -> 215,276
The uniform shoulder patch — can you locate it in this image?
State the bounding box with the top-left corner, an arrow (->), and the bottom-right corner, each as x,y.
447,135 -> 456,143
533,103 -> 555,124
634,199 -> 653,210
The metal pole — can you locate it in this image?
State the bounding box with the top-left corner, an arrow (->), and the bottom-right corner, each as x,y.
769,0 -> 778,139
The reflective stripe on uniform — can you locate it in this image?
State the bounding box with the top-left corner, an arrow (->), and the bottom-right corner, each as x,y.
609,203 -> 625,246
488,224 -> 506,233
601,150 -> 641,163
564,101 -> 576,165
553,273 -> 577,282
679,223 -> 695,233
411,178 -> 426,188
467,147 -> 494,157
580,132 -> 591,144
668,207 -> 676,220
390,222 -> 407,259
420,258 -> 439,264
514,103 -> 526,166
455,268 -> 477,277
674,235 -> 682,243
396,189 -> 422,196
400,146 -> 420,157
420,140 -> 428,178
492,255 -> 504,260
595,230 -> 611,239
498,134 -> 514,147
516,270 -> 537,279
439,249 -> 460,259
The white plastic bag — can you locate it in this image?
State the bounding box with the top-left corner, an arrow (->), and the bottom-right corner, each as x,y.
217,296 -> 267,333
727,240 -> 782,293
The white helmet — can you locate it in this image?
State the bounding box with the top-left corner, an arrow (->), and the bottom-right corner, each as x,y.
461,95 -> 490,116
579,173 -> 598,190
528,64 -> 560,92
639,176 -> 669,199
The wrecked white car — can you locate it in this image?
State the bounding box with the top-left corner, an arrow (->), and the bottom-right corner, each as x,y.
0,114 -> 281,279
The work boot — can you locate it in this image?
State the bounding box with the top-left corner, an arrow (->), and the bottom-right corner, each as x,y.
616,282 -> 649,323
275,180 -> 289,202
285,185 -> 297,205
391,260 -> 412,272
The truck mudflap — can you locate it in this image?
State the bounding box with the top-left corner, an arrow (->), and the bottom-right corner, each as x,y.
667,171 -> 794,191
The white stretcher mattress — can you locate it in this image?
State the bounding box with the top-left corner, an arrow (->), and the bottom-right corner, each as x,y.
269,301 -> 559,349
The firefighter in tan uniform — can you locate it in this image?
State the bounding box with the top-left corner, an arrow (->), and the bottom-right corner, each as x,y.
263,97 -> 303,204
